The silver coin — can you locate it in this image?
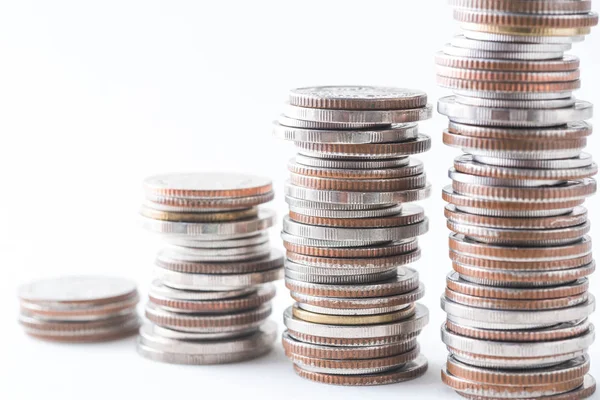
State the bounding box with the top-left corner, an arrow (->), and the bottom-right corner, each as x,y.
285,196 -> 395,211
281,232 -> 385,248
293,356 -> 412,376
295,135 -> 431,159
283,103 -> 433,125
277,114 -> 389,130
140,209 -> 276,238
20,296 -> 139,322
283,304 -> 428,339
137,341 -> 272,365
451,35 -> 572,52
162,232 -> 269,249
285,268 -> 398,284
21,314 -> 141,340
282,214 -> 428,242
285,262 -> 402,277
149,324 -> 260,340
442,44 -> 565,60
286,250 -> 419,270
449,168 -> 562,187
462,30 -> 584,44
273,121 -> 419,144
289,158 -> 424,179
294,154 -> 409,169
452,89 -> 573,100
454,95 -> 577,109
285,181 -> 432,205
148,280 -> 256,301
472,154 -> 594,169
162,242 -> 271,262
289,204 -> 404,218
154,265 -> 284,291
438,96 -> 593,127
441,295 -> 596,328
296,302 -> 411,316
139,321 -> 276,355
449,120 -> 592,139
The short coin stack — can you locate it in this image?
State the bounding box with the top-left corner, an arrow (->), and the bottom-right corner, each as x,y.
436,2 -> 598,398
274,86 -> 432,385
138,173 -> 283,364
18,276 -> 140,342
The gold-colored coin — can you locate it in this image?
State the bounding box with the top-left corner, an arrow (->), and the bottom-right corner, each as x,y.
462,23 -> 591,37
292,304 -> 416,326
140,205 -> 258,222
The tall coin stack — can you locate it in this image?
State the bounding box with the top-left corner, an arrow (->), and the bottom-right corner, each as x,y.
137,173 -> 283,364
436,2 -> 598,398
274,86 -> 433,385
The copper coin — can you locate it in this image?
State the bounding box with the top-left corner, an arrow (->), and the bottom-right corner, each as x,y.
143,173 -> 272,199
148,284 -> 276,313
294,135 -> 431,158
446,272 -> 589,300
435,52 -> 580,72
453,9 -> 599,28
438,76 -> 581,93
448,0 -> 592,14
286,249 -> 420,269
282,239 -> 418,258
289,172 -> 427,192
454,155 -> 598,181
449,234 -> 592,261
139,206 -> 258,222
436,65 -> 580,82
288,209 -> 425,228
448,121 -> 592,140
286,329 -> 422,347
288,158 -> 423,179
155,250 -> 283,274
293,355 -> 427,386
445,287 -> 588,310
444,131 -> 588,154
290,284 -> 425,309
285,269 -> 419,298
282,330 -> 417,360
445,205 -> 588,230
146,192 -> 275,210
23,318 -> 140,343
445,318 -> 591,342
461,24 -> 592,37
20,294 -> 139,320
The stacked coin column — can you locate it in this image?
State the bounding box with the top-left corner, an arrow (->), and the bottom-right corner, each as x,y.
274,86 -> 432,385
436,2 -> 598,398
137,173 -> 284,364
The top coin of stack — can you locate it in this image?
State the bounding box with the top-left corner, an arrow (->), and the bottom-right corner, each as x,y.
138,172 -> 283,365
435,1 -> 598,399
274,86 -> 432,385
18,276 -> 140,342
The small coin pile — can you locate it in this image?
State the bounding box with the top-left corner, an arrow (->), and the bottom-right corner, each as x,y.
274,86 -> 432,385
18,276 -> 140,342
138,173 -> 283,364
436,1 -> 598,398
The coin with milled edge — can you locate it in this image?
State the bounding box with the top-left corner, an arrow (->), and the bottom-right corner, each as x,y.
443,44 -> 565,61
449,0 -> 592,15
453,10 -> 599,29
292,303 -> 416,325
139,206 -> 258,222
436,65 -> 580,82
435,52 -> 580,72
454,96 -> 577,110
283,103 -> 433,125
294,154 -> 410,169
282,239 -> 418,258
451,35 -> 573,52
288,158 -> 423,179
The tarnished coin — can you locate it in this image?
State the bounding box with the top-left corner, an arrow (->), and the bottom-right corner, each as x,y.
282,239 -> 418,258
146,192 -> 275,210
289,86 -> 427,110
139,206 -> 258,222
291,303 -> 416,326
461,23 -> 592,37
442,44 -> 565,61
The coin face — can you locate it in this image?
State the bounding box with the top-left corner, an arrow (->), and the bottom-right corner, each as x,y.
143,172 -> 272,199
19,276 -> 137,304
289,86 -> 427,110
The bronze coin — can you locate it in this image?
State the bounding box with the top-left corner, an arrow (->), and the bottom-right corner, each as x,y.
436,65 -> 580,82
448,0 -> 592,14
435,52 -> 580,72
288,211 -> 424,228
445,287 -> 588,310
453,9 -> 599,28
140,206 -> 258,222
444,131 -> 588,154
282,240 -> 418,258
289,172 -> 427,192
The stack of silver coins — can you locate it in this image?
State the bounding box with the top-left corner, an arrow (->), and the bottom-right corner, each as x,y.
18,276 -> 140,342
436,1 -> 598,398
274,86 -> 432,385
137,173 -> 283,364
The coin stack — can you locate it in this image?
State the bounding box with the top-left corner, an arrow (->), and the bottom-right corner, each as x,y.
436,1 -> 598,398
137,173 -> 283,364
274,86 -> 433,385
18,276 -> 140,342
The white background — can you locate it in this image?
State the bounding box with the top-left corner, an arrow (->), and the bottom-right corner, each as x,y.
1,1 -> 599,399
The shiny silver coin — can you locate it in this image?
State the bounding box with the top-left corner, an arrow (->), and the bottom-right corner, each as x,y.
162,242 -> 271,262
148,280 -> 256,301
285,261 -> 400,277
285,268 -> 398,285
472,154 -> 594,169
296,302 -> 412,316
161,232 -> 269,249
154,265 -> 284,291
281,232 -> 385,248
462,30 -> 584,44
449,168 -> 562,187
289,86 -> 427,110
454,95 -> 577,109
438,96 -> 593,127
442,44 -> 565,60
283,304 -> 428,339
285,181 -> 432,205
452,89 -> 573,101
283,103 -> 433,125
294,154 -> 409,169
149,324 -> 260,340
273,121 -> 419,144
289,204 -> 403,219
285,196 -> 395,211
451,35 -> 572,52
277,114 -> 389,130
